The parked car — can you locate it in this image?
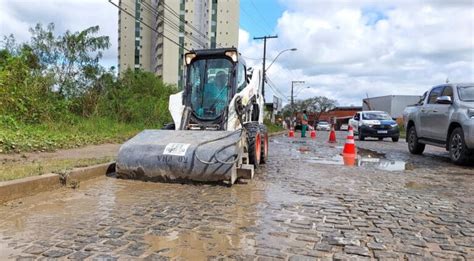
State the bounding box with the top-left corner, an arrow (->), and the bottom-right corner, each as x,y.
403,83 -> 474,164
340,124 -> 349,131
349,111 -> 400,142
316,121 -> 331,131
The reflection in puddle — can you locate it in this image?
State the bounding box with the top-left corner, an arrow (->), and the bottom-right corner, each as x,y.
307,155 -> 409,171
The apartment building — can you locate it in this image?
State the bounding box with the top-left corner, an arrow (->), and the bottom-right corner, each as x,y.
118,0 -> 240,88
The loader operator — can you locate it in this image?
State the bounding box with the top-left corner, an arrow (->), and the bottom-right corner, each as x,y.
203,70 -> 229,116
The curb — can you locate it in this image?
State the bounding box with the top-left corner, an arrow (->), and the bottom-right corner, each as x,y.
268,130 -> 287,137
0,162 -> 115,204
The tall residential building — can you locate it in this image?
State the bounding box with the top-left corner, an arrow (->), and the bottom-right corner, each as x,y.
118,0 -> 240,88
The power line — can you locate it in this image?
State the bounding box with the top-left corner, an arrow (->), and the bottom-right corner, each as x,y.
266,77 -> 288,101
109,0 -> 188,51
161,1 -> 209,41
140,1 -> 208,48
240,5 -> 270,36
249,0 -> 274,33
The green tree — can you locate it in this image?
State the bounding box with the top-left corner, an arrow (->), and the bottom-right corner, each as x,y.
281,96 -> 337,120
28,23 -> 110,97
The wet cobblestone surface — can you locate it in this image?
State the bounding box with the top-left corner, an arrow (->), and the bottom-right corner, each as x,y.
0,132 -> 473,260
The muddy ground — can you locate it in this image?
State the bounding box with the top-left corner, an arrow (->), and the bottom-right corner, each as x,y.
0,132 -> 473,260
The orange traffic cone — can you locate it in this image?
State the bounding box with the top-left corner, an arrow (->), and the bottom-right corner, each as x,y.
310,130 -> 316,139
343,155 -> 356,166
328,125 -> 337,143
342,125 -> 357,156
288,128 -> 295,138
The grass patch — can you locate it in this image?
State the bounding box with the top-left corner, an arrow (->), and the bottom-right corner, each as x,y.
0,116 -> 156,153
0,156 -> 114,182
264,120 -> 285,134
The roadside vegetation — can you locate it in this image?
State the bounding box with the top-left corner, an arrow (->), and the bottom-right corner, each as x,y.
264,119 -> 285,133
0,23 -> 177,154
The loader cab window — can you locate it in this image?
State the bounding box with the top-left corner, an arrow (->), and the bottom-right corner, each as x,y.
237,63 -> 246,92
188,58 -> 233,120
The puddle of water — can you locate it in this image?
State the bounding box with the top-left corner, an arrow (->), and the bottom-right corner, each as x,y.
291,140 -> 307,144
307,155 -> 409,171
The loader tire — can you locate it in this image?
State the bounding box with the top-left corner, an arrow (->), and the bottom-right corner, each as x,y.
259,124 -> 269,164
244,122 -> 261,168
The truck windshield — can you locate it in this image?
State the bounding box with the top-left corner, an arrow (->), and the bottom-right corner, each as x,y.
362,112 -> 392,120
188,58 -> 233,120
458,86 -> 474,102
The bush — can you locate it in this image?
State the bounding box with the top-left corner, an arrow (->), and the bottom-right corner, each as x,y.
97,69 -> 177,125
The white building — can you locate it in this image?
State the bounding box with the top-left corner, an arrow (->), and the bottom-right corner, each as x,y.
362,95 -> 422,118
118,0 -> 240,87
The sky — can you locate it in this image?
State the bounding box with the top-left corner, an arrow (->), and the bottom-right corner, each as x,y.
1,0 -> 473,106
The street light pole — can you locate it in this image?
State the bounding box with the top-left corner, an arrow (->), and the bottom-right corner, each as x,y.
253,35 -> 278,100
266,48 -> 297,72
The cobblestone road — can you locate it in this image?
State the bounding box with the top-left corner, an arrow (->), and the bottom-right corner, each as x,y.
0,132 -> 473,260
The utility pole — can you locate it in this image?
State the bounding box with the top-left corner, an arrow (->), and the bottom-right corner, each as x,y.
291,80 -> 305,112
253,35 -> 278,100
291,80 -> 305,128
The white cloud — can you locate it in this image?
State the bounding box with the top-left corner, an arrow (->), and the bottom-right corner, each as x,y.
0,0 -> 117,68
241,0 -> 474,106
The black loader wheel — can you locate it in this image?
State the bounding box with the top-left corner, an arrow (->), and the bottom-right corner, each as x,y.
407,125 -> 425,154
449,127 -> 472,165
245,122 -> 261,168
259,124 -> 269,164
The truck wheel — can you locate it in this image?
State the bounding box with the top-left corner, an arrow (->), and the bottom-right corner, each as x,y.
259,124 -> 269,164
449,127 -> 471,165
392,136 -> 399,142
358,128 -> 365,141
245,122 -> 261,168
407,126 -> 425,154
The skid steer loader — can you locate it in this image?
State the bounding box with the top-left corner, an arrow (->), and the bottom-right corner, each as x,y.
116,48 -> 268,185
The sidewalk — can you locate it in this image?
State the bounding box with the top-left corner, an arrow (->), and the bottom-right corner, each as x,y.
0,143 -> 120,181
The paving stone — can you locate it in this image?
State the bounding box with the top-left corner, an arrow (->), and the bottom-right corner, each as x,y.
91,254 -> 118,261
394,246 -> 426,256
23,245 -> 49,255
67,251 -> 92,260
143,253 -> 170,261
439,244 -> 467,253
430,251 -> 464,259
41,248 -> 72,258
326,235 -> 360,246
255,248 -> 286,259
314,243 -> 332,252
373,250 -> 401,259
14,256 -> 36,261
333,252 -> 370,261
344,246 -> 370,257
366,242 -> 386,250
288,255 -> 316,261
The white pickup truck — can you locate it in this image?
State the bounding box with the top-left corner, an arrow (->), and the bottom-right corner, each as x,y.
403,83 -> 474,164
